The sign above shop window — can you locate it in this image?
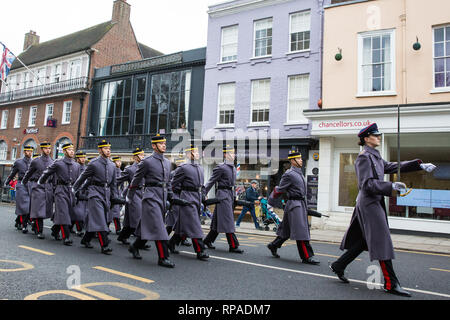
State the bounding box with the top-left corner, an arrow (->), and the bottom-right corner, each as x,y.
24,128 -> 39,134
111,53 -> 183,74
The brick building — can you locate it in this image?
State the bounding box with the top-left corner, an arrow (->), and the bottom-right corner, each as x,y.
0,0 -> 161,184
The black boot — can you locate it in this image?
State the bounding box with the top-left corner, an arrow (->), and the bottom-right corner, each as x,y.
385,283 -> 411,297
168,239 -> 179,254
329,262 -> 349,283
302,257 -> 320,265
158,258 -> 175,268
196,252 -> 209,261
37,233 -> 45,239
204,241 -> 215,249
181,239 -> 192,247
267,243 -> 280,258
81,238 -> 93,249
51,227 -> 61,241
63,238 -> 73,246
229,247 -> 244,254
22,226 -> 28,234
101,246 -> 112,255
128,244 -> 142,260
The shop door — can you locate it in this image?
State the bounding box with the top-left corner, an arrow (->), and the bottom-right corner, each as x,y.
333,150 -> 359,212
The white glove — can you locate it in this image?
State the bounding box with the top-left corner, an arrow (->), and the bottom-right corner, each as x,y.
126,195 -> 132,204
392,182 -> 407,191
420,163 -> 436,173
71,187 -> 76,194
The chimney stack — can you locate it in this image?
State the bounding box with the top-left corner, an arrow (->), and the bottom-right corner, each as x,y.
112,0 -> 131,24
23,30 -> 40,51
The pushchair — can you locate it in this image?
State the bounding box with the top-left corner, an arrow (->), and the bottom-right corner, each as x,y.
258,198 -> 282,232
200,204 -> 213,225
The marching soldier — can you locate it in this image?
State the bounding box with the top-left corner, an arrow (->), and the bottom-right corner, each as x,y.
4,145 -> 34,233
267,150 -> 320,265
329,123 -> 436,297
117,148 -> 145,245
203,145 -> 243,254
38,143 -> 80,246
110,156 -> 123,234
22,142 -> 55,239
72,140 -> 119,255
72,150 -> 88,236
127,135 -> 175,268
168,144 -> 209,261
165,154 -> 185,237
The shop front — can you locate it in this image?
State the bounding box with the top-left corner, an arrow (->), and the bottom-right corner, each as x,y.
304,103 -> 450,235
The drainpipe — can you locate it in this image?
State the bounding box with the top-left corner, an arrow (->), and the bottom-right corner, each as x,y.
401,0 -> 407,105
76,49 -> 94,149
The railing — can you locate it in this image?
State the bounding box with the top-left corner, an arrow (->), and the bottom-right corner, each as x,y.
0,77 -> 90,103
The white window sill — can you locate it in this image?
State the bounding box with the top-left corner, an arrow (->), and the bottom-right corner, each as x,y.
286,50 -> 310,56
61,122 -> 70,125
0,127 -> 6,130
250,55 -> 272,61
217,60 -> 237,66
215,125 -> 235,129
356,91 -> 397,97
13,126 -> 20,129
430,87 -> 450,94
284,121 -> 309,126
247,122 -> 270,128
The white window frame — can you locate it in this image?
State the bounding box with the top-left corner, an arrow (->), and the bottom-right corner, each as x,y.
216,83 -> 236,127
5,75 -> 16,93
14,108 -> 22,128
11,147 -> 17,161
1,110 -> 8,129
0,141 -> 7,161
68,59 -> 82,79
220,25 -> 239,63
28,106 -> 37,127
52,64 -> 61,83
250,78 -> 271,125
253,18 -> 273,58
357,28 -> 396,97
432,25 -> 450,91
62,101 -> 72,124
44,104 -> 54,126
286,74 -> 310,124
22,72 -> 30,89
289,10 -> 311,53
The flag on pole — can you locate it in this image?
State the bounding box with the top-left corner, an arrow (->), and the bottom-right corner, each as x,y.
0,42 -> 16,82
236,162 -> 241,178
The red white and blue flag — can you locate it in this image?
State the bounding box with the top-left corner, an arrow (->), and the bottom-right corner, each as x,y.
0,42 -> 16,82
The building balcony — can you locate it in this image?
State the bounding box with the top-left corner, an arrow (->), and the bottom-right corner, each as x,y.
0,77 -> 90,105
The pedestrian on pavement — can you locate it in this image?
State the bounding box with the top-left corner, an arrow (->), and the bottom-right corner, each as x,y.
329,123 -> 437,297
72,150 -> 88,236
22,142 -> 55,239
110,156 -> 123,234
4,145 -> 34,233
168,144 -> 209,261
127,135 -> 175,268
203,145 -> 243,254
72,140 -> 119,255
267,150 -> 320,265
236,180 -> 262,230
9,178 -> 17,202
116,148 -> 145,245
38,143 -> 80,246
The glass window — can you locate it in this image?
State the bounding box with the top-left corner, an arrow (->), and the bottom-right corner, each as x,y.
251,79 -> 271,123
1,110 -> 8,129
28,106 -> 37,127
287,74 -> 310,123
44,104 -> 54,125
290,11 -> 311,52
14,108 -> 22,128
221,25 -> 238,62
359,30 -> 394,93
52,64 -> 61,83
338,153 -> 359,207
11,147 -> 17,161
433,26 -> 450,88
254,18 -> 273,57
62,101 -> 72,124
217,83 -> 235,125
0,141 -> 7,160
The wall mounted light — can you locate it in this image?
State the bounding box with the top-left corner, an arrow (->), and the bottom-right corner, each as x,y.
335,48 -> 343,61
413,36 -> 421,51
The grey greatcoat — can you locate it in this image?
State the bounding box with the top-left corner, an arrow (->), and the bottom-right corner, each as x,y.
38,157 -> 81,226
5,156 -> 32,216
204,160 -> 236,234
72,164 -> 88,222
117,162 -> 143,229
22,155 -> 55,220
128,152 -> 172,241
108,166 -> 123,222
270,166 -> 310,241
73,156 -> 118,233
172,161 -> 205,239
340,146 -> 423,261
165,169 -> 181,228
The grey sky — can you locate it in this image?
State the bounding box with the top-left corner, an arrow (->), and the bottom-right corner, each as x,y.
2,0 -> 225,56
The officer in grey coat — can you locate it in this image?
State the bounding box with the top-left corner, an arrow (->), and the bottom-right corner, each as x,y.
73,140 -> 119,255
71,151 -> 88,236
39,143 -> 80,246
203,145 -> 243,254
4,145 -> 34,233
22,142 -> 55,239
168,144 -> 209,261
165,155 -> 185,236
117,148 -> 145,245
127,135 -> 175,268
267,150 -> 320,265
330,123 -> 436,297
110,156 -> 123,234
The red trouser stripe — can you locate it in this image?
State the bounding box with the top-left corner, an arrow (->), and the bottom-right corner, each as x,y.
20,216 -> 23,224
156,241 -> 165,259
60,226 -> 65,239
114,219 -> 118,230
301,241 -> 309,259
227,233 -> 236,248
380,261 -> 392,290
35,219 -> 40,232
98,233 -> 104,247
193,239 -> 200,253
75,221 -> 80,232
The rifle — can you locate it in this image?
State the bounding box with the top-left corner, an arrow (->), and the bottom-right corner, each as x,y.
307,209 -> 329,218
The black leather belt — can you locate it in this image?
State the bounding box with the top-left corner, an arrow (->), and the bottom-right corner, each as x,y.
288,196 -> 305,201
92,181 -> 110,188
217,186 -> 233,190
57,181 -> 73,186
145,182 -> 167,188
181,186 -> 202,192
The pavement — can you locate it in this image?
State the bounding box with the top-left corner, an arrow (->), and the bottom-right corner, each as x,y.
213,220 -> 450,255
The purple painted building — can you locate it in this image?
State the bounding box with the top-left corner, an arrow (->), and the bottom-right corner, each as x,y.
202,0 -> 329,197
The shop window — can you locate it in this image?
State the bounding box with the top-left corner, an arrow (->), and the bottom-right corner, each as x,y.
338,153 -> 358,208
